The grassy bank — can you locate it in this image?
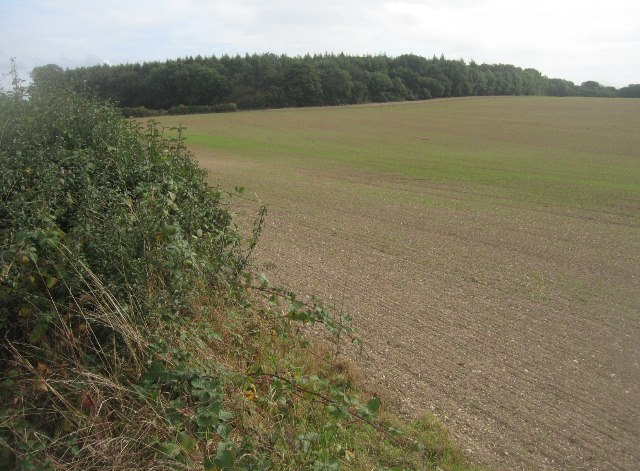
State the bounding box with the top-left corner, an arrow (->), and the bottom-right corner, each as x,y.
0,75 -> 479,469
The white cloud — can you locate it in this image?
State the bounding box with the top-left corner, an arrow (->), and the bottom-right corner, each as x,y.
1,0 -> 638,88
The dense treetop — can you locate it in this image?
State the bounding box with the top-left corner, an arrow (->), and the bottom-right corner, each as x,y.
34,53 -> 638,113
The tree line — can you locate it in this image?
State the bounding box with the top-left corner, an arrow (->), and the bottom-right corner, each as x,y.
32,53 -> 640,113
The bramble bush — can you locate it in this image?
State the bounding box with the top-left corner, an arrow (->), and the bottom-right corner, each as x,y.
0,65 -> 248,469
0,65 -> 478,470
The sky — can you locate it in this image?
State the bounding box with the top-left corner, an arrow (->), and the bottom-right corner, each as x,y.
1,0 -> 639,89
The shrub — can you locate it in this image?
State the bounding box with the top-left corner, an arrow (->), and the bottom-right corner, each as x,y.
167,103 -> 238,115
213,102 -> 238,113
120,105 -> 164,118
124,103 -> 238,117
0,71 -> 478,470
167,103 -> 189,115
1,81 -> 239,319
0,74 -> 244,468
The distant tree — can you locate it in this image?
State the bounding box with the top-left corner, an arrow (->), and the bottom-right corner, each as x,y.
422,77 -> 446,98
546,78 -> 576,96
184,64 -> 229,105
468,62 -> 488,95
367,72 -> 393,102
247,53 -> 286,108
579,80 -> 598,96
392,54 -> 430,76
578,81 -> 617,97
438,59 -> 473,96
318,61 -> 353,105
390,66 -> 424,99
390,76 -> 413,101
350,80 -> 368,104
617,84 -> 640,98
522,68 -> 545,95
30,64 -> 65,88
109,70 -> 139,106
284,61 -> 322,106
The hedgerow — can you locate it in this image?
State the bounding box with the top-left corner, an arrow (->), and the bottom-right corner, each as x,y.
120,103 -> 238,118
0,65 -> 479,470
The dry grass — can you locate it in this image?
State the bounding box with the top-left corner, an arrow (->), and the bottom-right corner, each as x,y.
1,263 -> 176,470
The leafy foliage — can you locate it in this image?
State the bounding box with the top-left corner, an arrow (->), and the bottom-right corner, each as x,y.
1,70 -> 480,470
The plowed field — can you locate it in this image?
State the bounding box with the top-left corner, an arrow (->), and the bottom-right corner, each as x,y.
154,97 -> 640,470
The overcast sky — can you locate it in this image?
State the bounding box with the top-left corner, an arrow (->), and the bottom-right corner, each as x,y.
1,0 -> 639,89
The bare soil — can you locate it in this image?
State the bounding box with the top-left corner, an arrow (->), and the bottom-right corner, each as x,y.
217,169 -> 639,471
173,97 -> 640,470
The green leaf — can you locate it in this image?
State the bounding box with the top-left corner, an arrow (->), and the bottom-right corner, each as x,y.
190,377 -> 206,389
192,376 -> 215,388
178,432 -> 197,453
366,397 -> 381,413
166,409 -> 182,426
46,276 -> 57,289
29,320 -> 49,343
158,442 -> 182,459
327,404 -> 348,420
196,413 -> 219,429
205,331 -> 223,341
258,274 -> 270,288
217,423 -> 230,439
213,443 -> 234,469
204,456 -> 216,471
142,360 -> 166,385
